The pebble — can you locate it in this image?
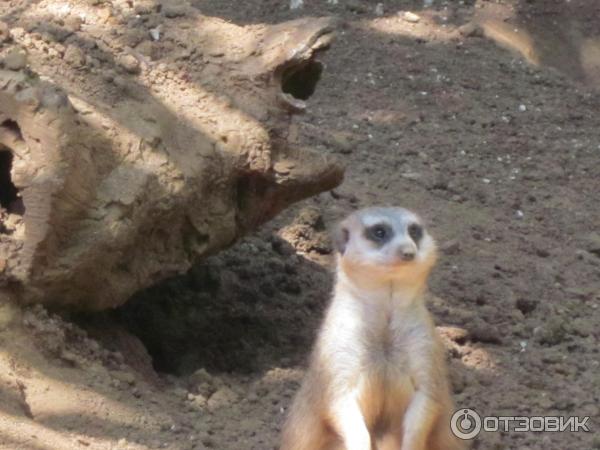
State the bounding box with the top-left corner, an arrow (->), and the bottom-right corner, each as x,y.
4,49 -> 27,70
149,27 -> 161,42
403,11 -> 421,23
440,240 -> 461,255
0,21 -> 9,42
111,370 -> 136,385
163,5 -> 188,18
63,45 -> 85,67
375,3 -> 384,16
117,54 -> 141,74
458,22 -> 483,38
518,104 -> 527,112
207,387 -> 238,410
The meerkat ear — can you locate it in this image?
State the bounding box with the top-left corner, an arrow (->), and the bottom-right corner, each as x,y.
333,225 -> 350,254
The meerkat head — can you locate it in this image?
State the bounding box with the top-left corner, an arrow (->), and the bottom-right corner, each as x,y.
333,207 -> 437,286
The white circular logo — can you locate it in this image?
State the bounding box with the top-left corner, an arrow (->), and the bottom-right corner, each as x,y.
451,408 -> 482,440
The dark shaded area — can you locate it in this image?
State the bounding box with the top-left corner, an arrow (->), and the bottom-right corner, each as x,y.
0,148 -> 19,212
281,60 -> 323,100
113,235 -> 331,375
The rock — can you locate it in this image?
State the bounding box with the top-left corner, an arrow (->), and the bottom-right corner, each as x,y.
458,22 -> 483,38
111,370 -> 136,385
437,326 -> 469,344
134,0 -> 158,15
3,49 -> 27,70
515,297 -> 537,314
163,5 -> 188,18
188,393 -> 208,409
0,21 -> 9,42
117,54 -> 141,74
329,131 -> 353,154
345,0 -> 368,13
60,350 -> 80,366
585,233 -> 600,257
469,320 -> 502,344
207,387 -> 238,410
403,11 -> 421,23
534,317 -> 567,346
0,301 -> 19,330
440,239 -> 461,255
136,40 -> 159,60
63,45 -> 86,67
190,368 -> 216,388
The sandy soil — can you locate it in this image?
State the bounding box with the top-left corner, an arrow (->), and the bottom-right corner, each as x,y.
1,0 -> 600,449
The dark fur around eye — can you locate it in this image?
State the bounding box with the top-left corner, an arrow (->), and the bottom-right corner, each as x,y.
408,223 -> 423,244
365,223 -> 393,244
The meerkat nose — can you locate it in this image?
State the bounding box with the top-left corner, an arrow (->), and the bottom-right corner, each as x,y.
398,246 -> 416,261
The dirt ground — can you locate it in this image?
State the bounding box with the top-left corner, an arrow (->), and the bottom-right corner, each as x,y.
1,0 -> 600,449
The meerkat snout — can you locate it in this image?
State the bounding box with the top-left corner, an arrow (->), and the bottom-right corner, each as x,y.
280,207 -> 466,450
398,244 -> 416,261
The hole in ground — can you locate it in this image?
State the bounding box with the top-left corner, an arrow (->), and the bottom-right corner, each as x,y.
0,146 -> 23,215
281,60 -> 323,101
107,236 -> 330,376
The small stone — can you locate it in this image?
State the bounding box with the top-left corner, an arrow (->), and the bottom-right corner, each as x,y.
111,370 -> 136,385
458,22 -> 483,38
3,49 -> 27,70
9,27 -> 25,41
136,41 -> 159,60
207,387 -> 238,410
470,320 -> 502,344
163,4 -> 188,18
403,11 -> 421,23
518,104 -> 527,112
440,240 -> 460,255
534,317 -> 566,346
375,3 -> 384,16
0,21 -> 9,42
149,27 -> 161,42
188,393 -> 208,409
345,0 -> 368,13
63,45 -> 85,67
60,350 -> 79,366
330,131 -> 353,154
134,0 -> 157,15
515,297 -> 537,315
117,54 -> 141,74
585,233 -> 600,257
189,368 -> 215,387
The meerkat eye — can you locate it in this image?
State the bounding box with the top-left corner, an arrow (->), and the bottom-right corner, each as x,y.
366,223 -> 392,243
408,223 -> 423,244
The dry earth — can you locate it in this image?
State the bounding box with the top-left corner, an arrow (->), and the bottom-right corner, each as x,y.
1,0 -> 600,449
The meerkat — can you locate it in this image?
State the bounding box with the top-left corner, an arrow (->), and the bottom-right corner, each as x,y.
281,207 -> 465,450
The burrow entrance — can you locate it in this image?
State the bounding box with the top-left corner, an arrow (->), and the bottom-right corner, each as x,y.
281,60 -> 323,101
0,148 -> 20,213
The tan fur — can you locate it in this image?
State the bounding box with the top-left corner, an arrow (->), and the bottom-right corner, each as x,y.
281,207 -> 466,450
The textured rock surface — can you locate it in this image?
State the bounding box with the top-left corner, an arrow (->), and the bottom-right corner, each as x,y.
0,1 -> 342,309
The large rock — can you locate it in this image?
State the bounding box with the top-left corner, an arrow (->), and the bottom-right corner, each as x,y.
0,2 -> 342,309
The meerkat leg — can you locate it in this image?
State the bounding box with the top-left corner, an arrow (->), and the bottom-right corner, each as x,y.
329,395 -> 372,450
376,432 -> 402,450
428,412 -> 467,450
280,413 -> 333,450
400,391 -> 440,450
